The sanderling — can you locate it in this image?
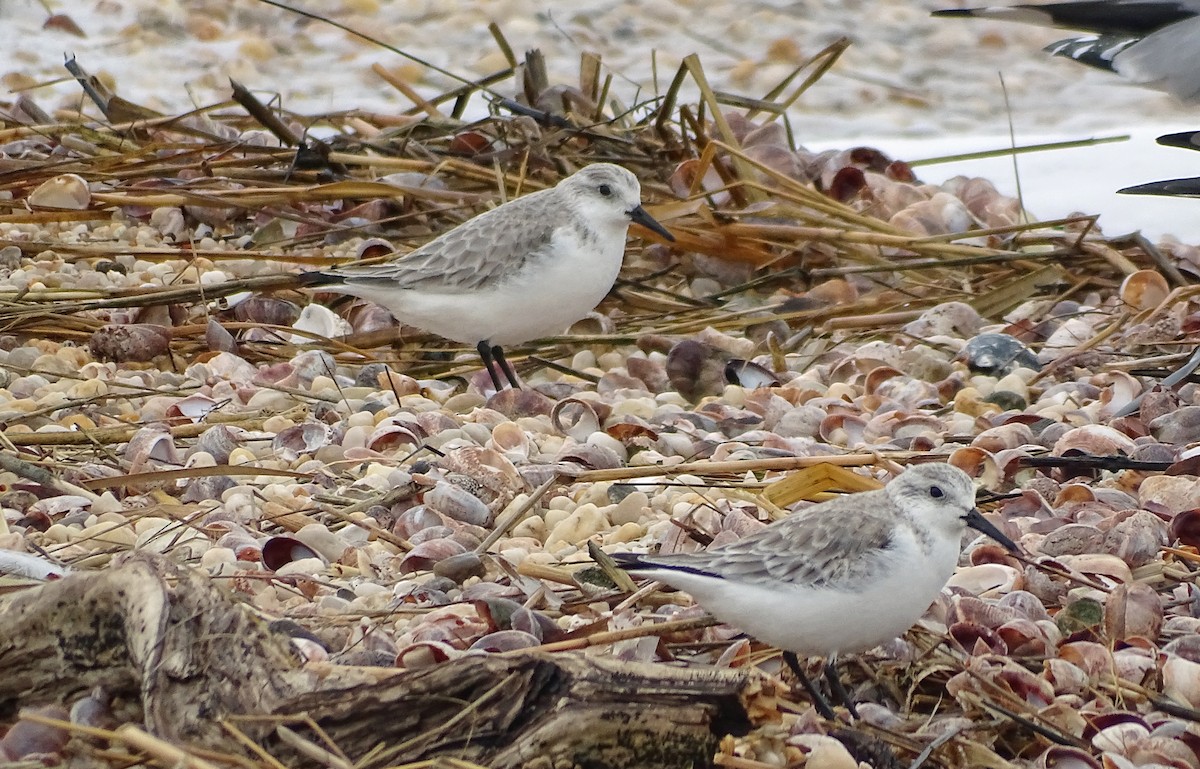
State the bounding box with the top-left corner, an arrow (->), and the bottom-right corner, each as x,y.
301,163 -> 674,389
614,463 -> 1019,719
934,1 -> 1200,102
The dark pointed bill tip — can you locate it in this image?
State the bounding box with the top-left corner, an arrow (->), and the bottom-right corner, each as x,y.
964,508 -> 1019,552
1118,178 -> 1200,198
628,204 -> 675,242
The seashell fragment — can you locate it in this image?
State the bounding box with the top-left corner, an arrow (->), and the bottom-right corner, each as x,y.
28,173 -> 90,209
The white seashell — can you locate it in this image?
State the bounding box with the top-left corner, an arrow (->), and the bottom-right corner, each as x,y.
290,304 -> 352,343
28,173 -> 90,209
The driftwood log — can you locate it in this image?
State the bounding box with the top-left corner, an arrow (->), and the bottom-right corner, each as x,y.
0,554 -> 753,768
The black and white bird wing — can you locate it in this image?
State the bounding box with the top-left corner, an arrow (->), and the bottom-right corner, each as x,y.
933,1 -> 1199,35
615,495 -> 897,592
325,189 -> 561,293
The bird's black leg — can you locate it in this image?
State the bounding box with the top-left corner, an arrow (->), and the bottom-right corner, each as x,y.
783,651 -> 837,720
492,344 -> 521,389
824,655 -> 860,720
476,340 -> 505,391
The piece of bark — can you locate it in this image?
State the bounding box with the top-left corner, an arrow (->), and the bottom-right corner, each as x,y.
0,554 -> 752,767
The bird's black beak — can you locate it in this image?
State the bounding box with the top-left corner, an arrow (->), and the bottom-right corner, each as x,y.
627,204 -> 675,242
964,508 -> 1019,552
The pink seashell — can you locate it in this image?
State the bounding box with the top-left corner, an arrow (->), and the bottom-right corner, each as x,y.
124,425 -> 180,471
398,538 -> 468,574
206,317 -> 236,352
487,420 -> 530,462
949,621 -> 1006,655
1052,424 -> 1137,457
551,398 -> 603,441
395,640 -> 460,669
165,393 -> 221,425
1103,582 -> 1163,643
233,296 -> 301,326
468,629 -> 542,653
272,422 -> 331,462
484,387 -> 555,418
0,705 -> 70,759
394,506 -> 448,539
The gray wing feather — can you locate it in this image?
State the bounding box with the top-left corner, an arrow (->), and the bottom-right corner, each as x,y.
330,188 -> 561,292
632,491 -> 896,590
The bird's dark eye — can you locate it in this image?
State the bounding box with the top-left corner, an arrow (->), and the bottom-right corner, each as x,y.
598,184 -> 612,197
929,485 -> 944,499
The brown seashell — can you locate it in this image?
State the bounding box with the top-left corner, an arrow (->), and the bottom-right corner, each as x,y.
261,536 -> 322,571
28,173 -> 90,209
356,237 -> 395,260
625,356 -> 670,393
448,131 -> 492,155
666,340 -> 728,401
1170,508 -> 1200,548
398,538 -> 468,574
1119,269 -> 1170,311
1103,582 -> 1163,643
433,552 -> 486,583
89,323 -> 172,362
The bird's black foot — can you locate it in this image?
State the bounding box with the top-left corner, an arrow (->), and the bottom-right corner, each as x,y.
477,341 -> 521,390
492,344 -> 521,389
824,656 -> 860,720
783,651 -> 838,720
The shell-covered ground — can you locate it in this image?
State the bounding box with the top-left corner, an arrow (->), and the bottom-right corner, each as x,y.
1,38 -> 1200,769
